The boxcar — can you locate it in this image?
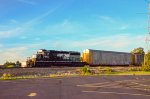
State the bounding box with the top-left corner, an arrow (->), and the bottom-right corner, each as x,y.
131,54 -> 144,66
82,49 -> 132,66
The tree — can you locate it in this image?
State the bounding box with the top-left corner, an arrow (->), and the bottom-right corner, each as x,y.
16,61 -> 21,67
131,47 -> 145,54
3,61 -> 16,68
3,61 -> 21,68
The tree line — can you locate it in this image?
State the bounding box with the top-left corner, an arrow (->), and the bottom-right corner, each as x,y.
2,61 -> 21,68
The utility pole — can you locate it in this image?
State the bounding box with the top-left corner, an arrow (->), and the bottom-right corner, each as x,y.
144,0 -> 150,65
145,0 -> 150,52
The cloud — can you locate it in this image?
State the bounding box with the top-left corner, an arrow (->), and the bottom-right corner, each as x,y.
98,15 -> 116,23
18,0 -> 37,5
47,34 -> 144,52
25,7 -> 59,25
119,25 -> 129,30
20,36 -> 27,39
44,19 -> 87,34
0,6 -> 59,39
34,37 -> 41,41
71,34 -> 145,50
28,34 -> 145,52
0,25 -> 9,28
0,27 -> 22,38
0,44 -> 3,48
0,47 -> 28,64
10,19 -> 18,24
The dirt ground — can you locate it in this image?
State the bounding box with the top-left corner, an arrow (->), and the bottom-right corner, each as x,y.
0,66 -> 141,77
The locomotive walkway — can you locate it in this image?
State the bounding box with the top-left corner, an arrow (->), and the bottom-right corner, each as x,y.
0,75 -> 150,99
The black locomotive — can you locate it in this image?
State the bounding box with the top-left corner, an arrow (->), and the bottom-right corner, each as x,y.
27,49 -> 85,67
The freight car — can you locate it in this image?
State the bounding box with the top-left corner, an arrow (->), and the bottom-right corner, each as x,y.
27,49 -> 85,67
82,49 -> 144,66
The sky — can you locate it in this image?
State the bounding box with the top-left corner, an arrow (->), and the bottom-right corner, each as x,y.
0,0 -> 149,64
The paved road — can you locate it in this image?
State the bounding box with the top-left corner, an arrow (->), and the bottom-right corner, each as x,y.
0,75 -> 150,99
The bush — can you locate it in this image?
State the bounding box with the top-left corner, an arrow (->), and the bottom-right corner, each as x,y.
81,65 -> 91,75
98,66 -> 103,70
142,65 -> 150,71
3,61 -> 21,68
104,67 -> 113,73
128,67 -> 142,71
2,73 -> 13,79
7,65 -> 15,68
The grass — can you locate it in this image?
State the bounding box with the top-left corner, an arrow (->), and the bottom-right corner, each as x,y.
81,65 -> 91,75
0,69 -> 150,80
115,71 -> 150,75
96,71 -> 150,75
0,74 -> 80,80
0,71 -> 150,80
0,75 -> 40,80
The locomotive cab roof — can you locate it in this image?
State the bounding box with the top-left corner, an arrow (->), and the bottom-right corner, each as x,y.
37,49 -> 80,55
